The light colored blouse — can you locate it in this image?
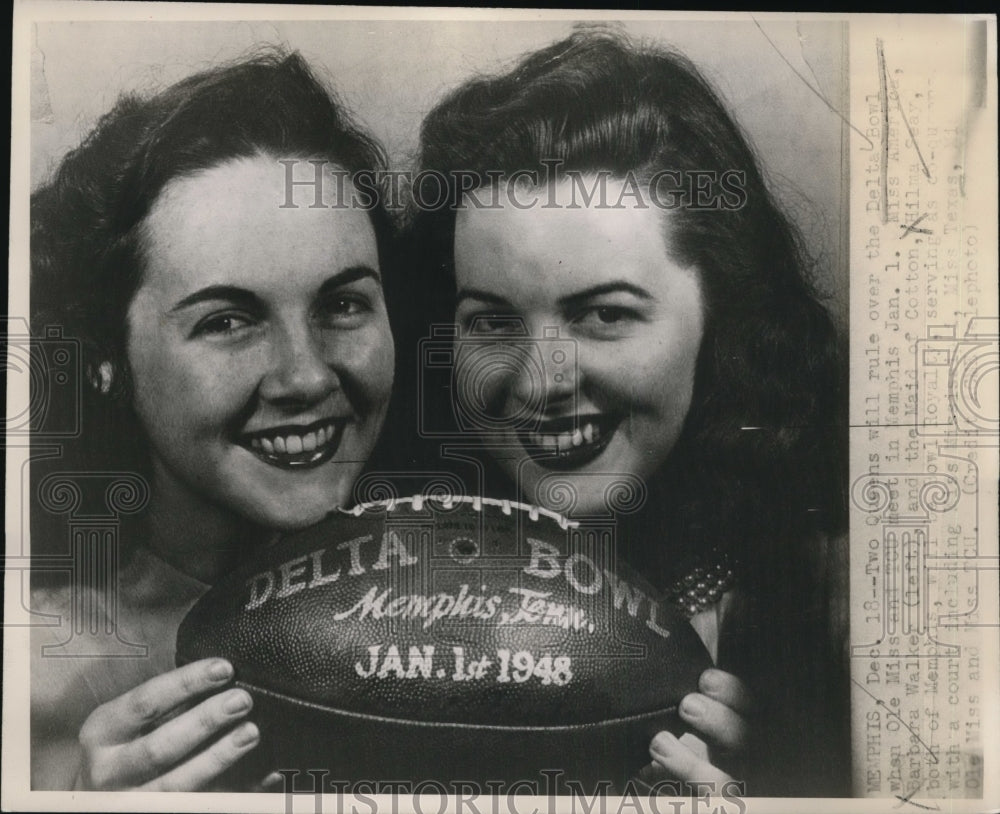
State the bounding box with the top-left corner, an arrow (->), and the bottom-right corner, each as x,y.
30,547 -> 208,790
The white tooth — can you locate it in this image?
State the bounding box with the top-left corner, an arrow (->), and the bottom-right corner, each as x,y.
326,424 -> 336,442
317,427 -> 327,446
302,432 -> 317,452
261,437 -> 275,454
571,429 -> 583,447
583,423 -> 594,443
557,432 -> 573,451
274,436 -> 286,453
251,438 -> 261,449
286,435 -> 303,454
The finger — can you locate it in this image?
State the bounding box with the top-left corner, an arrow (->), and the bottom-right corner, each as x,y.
115,688 -> 253,784
698,669 -> 753,716
252,771 -> 286,793
679,692 -> 749,753
650,730 -> 732,786
630,761 -> 674,796
82,659 -> 234,745
142,721 -> 260,792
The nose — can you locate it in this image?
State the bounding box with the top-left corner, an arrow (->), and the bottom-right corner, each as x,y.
259,324 -> 339,406
509,338 -> 576,414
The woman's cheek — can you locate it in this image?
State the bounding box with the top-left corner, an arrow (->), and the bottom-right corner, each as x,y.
584,336 -> 659,403
174,346 -> 259,402
347,320 -> 395,412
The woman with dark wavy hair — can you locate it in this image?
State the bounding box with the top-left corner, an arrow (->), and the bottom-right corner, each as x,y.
408,30 -> 849,795
30,51 -> 395,790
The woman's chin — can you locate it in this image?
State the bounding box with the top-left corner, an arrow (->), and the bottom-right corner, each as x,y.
507,463 -> 648,520
237,490 -> 349,533
496,432 -> 653,518
226,454 -> 365,531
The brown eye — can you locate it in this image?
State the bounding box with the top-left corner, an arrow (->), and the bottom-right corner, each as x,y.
193,312 -> 255,338
596,306 -> 626,323
581,305 -> 634,325
465,314 -> 525,336
331,298 -> 359,315
316,292 -> 372,328
573,304 -> 641,338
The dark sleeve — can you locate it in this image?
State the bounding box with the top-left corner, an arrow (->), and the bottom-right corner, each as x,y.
717,532 -> 852,797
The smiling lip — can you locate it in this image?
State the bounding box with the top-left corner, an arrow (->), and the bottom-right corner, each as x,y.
239,417 -> 347,471
518,416 -> 618,470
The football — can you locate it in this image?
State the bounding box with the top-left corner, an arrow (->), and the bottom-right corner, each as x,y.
175,495 -> 712,789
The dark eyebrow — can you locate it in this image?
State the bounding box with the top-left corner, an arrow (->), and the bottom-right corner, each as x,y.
456,281 -> 653,310
455,288 -> 513,307
558,281 -> 653,308
170,286 -> 261,312
316,266 -> 382,298
170,266 -> 381,312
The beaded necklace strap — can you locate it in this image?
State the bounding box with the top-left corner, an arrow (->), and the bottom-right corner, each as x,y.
664,560 -> 736,618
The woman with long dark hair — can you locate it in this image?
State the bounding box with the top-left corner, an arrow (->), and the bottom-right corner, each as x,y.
30,51 -> 396,790
407,29 -> 849,795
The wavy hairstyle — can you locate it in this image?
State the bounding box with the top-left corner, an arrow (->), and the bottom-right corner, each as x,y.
32,49 -> 390,411
412,29 -> 845,566
30,50 -> 391,549
410,30 -> 848,794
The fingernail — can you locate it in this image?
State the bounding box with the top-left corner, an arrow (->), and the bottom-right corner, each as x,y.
700,669 -> 724,692
261,771 -> 284,789
233,722 -> 260,748
208,660 -> 233,682
224,690 -> 252,715
681,694 -> 706,718
650,731 -> 678,758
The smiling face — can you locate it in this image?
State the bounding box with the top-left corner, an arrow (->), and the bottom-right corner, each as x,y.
453,175 -> 704,516
126,155 -> 394,532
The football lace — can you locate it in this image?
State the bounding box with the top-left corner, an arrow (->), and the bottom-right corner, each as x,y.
338,494 -> 578,530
